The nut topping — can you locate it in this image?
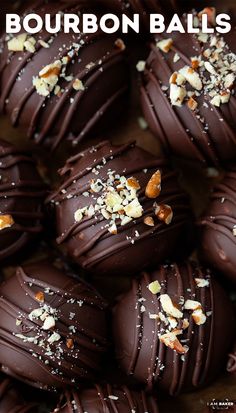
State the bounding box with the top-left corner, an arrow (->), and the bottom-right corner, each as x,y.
194,278 -> 209,288
184,299 -> 202,311
160,294 -> 183,319
147,280 -> 161,295
156,38 -> 173,53
144,216 -> 155,227
0,215 -> 14,231
127,177 -> 141,190
192,308 -> 207,325
187,97 -> 198,111
66,338 -> 74,349
115,38 -> 126,50
72,79 -> 85,91
154,204 -> 173,225
35,292 -> 45,303
145,170 -> 161,199
159,332 -> 187,354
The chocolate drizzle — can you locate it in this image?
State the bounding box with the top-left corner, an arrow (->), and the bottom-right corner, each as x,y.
140,14 -> 236,166
0,377 -> 37,412
199,168 -> 236,284
53,383 -> 159,413
0,139 -> 45,261
48,140 -> 193,276
112,262 -> 235,395
0,1 -> 128,150
0,261 -> 108,391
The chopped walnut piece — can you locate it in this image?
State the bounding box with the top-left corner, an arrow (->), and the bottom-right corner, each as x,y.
169,72 -> 178,85
154,204 -> 173,225
144,216 -> 155,227
182,319 -> 190,330
184,299 -> 202,311
220,92 -> 230,104
39,61 -> 61,79
145,170 -> 161,199
42,315 -> 56,330
160,294 -> 183,319
179,66 -> 203,91
224,73 -> 235,89
156,38 -> 173,53
187,97 -> 198,111
74,207 -> 87,223
108,222 -> 117,235
170,72 -> 185,86
124,198 -> 143,218
192,308 -> 207,325
0,215 -> 14,231
33,60 -> 62,97
24,37 -> 36,53
48,332 -> 61,344
7,33 -> 27,51
191,58 -> 200,70
159,332 -> 187,354
195,278 -> 210,288
147,280 -> 161,295
210,95 -> 221,107
115,38 -> 126,50
204,61 -> 216,75
168,316 -> 178,329
72,79 -> 85,91
35,292 -> 45,303
126,177 -> 140,190
170,84 -> 186,107
66,338 -> 74,349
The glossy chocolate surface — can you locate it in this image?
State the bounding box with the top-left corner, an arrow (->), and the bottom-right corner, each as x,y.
140,12 -> 236,166
0,261 -> 108,391
0,139 -> 45,261
200,168 -> 236,284
48,140 -> 193,276
53,384 -> 159,412
0,1 -> 128,150
113,262 -> 235,395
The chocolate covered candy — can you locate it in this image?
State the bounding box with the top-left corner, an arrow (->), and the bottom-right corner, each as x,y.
48,140 -> 193,276
0,1 -> 128,150
112,262 -> 235,395
199,168 -> 236,284
140,9 -> 236,166
52,384 -> 159,412
0,139 -> 45,262
0,261 -> 108,391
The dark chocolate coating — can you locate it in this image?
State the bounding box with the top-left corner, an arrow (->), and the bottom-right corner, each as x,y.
48,140 -> 193,276
0,139 -> 45,261
0,1 -> 128,150
140,15 -> 236,166
0,261 -> 108,391
112,262 -> 235,395
0,377 -> 37,413
53,384 -> 159,412
199,168 -> 236,284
